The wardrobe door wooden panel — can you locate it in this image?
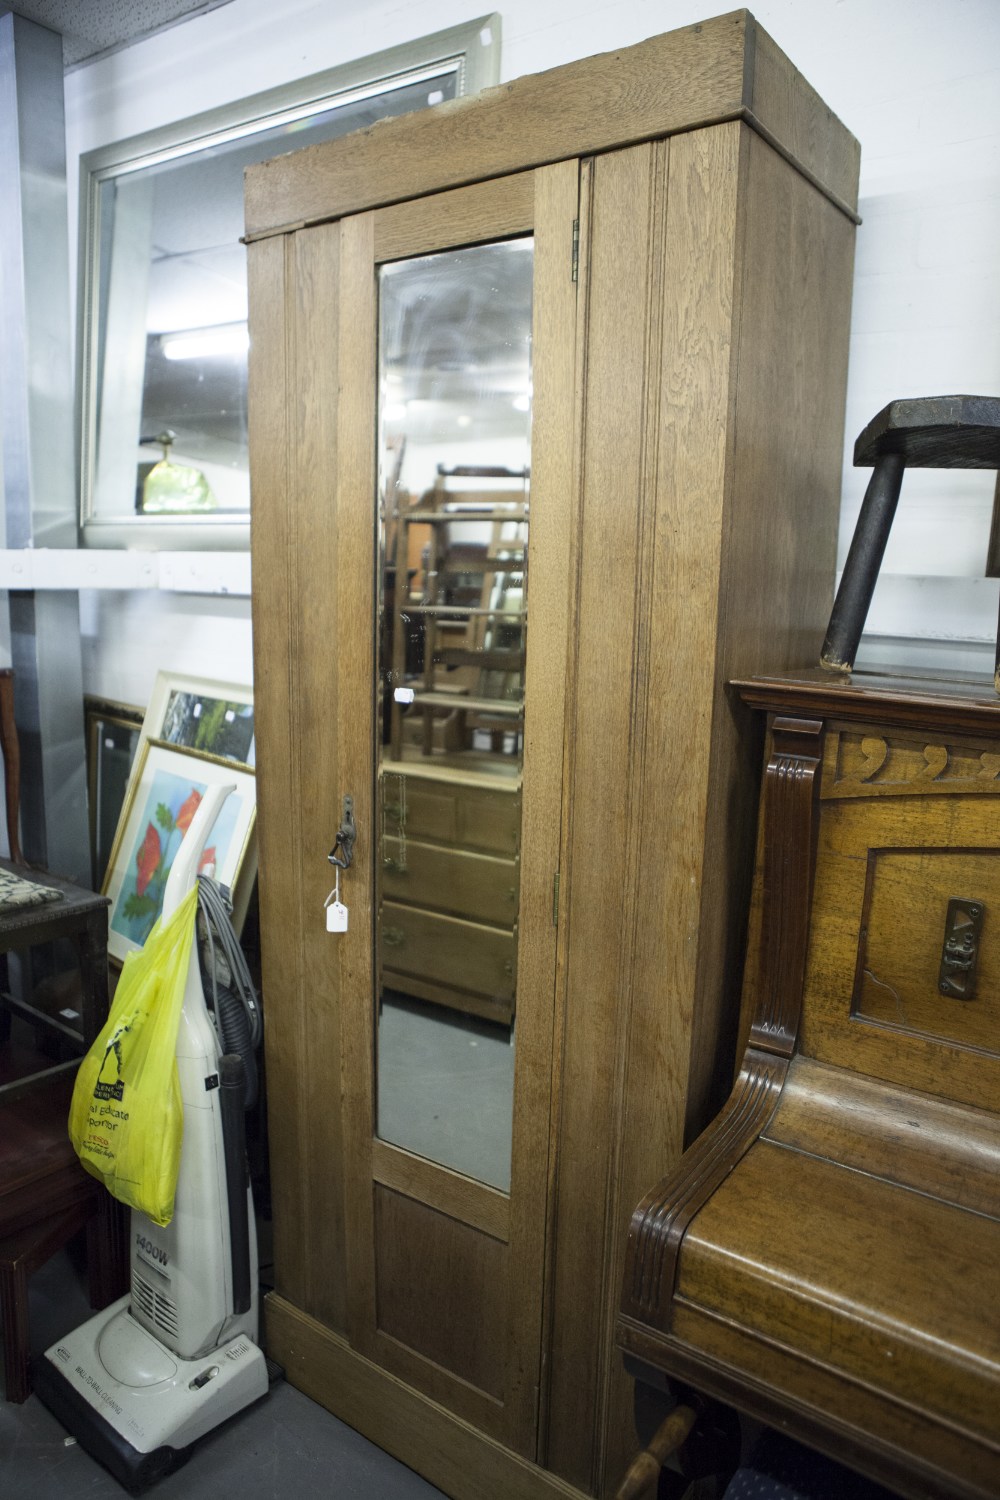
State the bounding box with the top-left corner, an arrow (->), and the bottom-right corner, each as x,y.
375,1186 -> 508,1402
253,159 -> 581,1461
248,223 -> 350,1335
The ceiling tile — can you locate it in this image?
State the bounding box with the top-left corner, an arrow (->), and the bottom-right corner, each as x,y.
6,1 -> 233,69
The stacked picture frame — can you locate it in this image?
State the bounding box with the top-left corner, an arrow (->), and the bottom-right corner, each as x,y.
93,673 -> 256,965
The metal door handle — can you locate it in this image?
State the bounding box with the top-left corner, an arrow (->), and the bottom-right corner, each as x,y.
329,795 -> 356,869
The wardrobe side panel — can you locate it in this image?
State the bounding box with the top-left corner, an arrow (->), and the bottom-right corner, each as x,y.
249,225 -> 351,1334
599,122 -> 748,1496
548,123 -> 745,1489
545,138 -> 664,1490
688,127 -> 856,1135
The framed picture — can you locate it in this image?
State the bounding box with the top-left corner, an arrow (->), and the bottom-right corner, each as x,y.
141,672 -> 254,768
84,695 -> 143,889
103,737 -> 256,965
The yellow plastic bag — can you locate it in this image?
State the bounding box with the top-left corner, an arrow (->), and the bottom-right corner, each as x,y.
69,886 -> 198,1226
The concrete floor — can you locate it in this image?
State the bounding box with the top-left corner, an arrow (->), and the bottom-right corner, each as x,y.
1,988 -> 515,1496
0,1243 -> 447,1500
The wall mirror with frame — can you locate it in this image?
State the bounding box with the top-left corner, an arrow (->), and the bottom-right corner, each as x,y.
77,16 -> 500,551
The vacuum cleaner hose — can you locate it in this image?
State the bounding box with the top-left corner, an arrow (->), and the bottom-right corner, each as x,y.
217,985 -> 258,1111
196,875 -> 262,1110
219,1052 -> 253,1314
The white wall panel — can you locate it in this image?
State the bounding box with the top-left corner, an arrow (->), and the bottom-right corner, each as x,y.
79,588 -> 253,708
61,0 -> 1000,693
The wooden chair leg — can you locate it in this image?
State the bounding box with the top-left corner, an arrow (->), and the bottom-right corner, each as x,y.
820,451 -> 906,673
0,1204 -> 92,1403
615,1406 -> 698,1500
0,950 -> 11,1049
0,669 -> 22,867
0,1253 -> 31,1402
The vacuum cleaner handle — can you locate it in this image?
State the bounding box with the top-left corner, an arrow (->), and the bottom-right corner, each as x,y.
162,781 -> 235,921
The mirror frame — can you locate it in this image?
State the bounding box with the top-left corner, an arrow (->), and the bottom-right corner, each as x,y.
77,14 -> 501,552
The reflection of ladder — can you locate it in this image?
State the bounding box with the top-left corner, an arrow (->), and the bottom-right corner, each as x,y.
390,466 -> 528,762
470,517 -> 526,751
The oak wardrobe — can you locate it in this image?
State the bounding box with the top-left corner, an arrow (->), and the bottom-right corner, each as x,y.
245,12 -> 859,1498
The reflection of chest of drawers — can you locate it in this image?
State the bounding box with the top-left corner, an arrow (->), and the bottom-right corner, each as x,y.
378,766 -> 521,1025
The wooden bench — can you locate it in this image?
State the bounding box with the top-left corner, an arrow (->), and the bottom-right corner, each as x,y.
618,671 -> 1000,1500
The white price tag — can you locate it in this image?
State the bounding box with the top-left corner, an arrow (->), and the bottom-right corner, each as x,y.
326,899 -> 349,932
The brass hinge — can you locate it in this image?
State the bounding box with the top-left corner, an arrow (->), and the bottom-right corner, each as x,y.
571,219 -> 579,282
552,870 -> 561,926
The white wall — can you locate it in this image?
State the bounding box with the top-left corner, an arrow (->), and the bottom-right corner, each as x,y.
65,0 -> 1000,704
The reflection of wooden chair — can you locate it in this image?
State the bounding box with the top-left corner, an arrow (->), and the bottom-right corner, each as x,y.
0,671 -> 126,1402
390,467 -> 528,762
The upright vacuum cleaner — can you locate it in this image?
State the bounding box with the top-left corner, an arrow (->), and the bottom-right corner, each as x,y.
36,783 -> 270,1493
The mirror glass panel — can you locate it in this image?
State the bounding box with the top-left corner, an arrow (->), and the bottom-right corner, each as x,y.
376,239 -> 534,1192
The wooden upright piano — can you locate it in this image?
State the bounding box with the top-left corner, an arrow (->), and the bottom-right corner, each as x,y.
619,671 -> 1000,1500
